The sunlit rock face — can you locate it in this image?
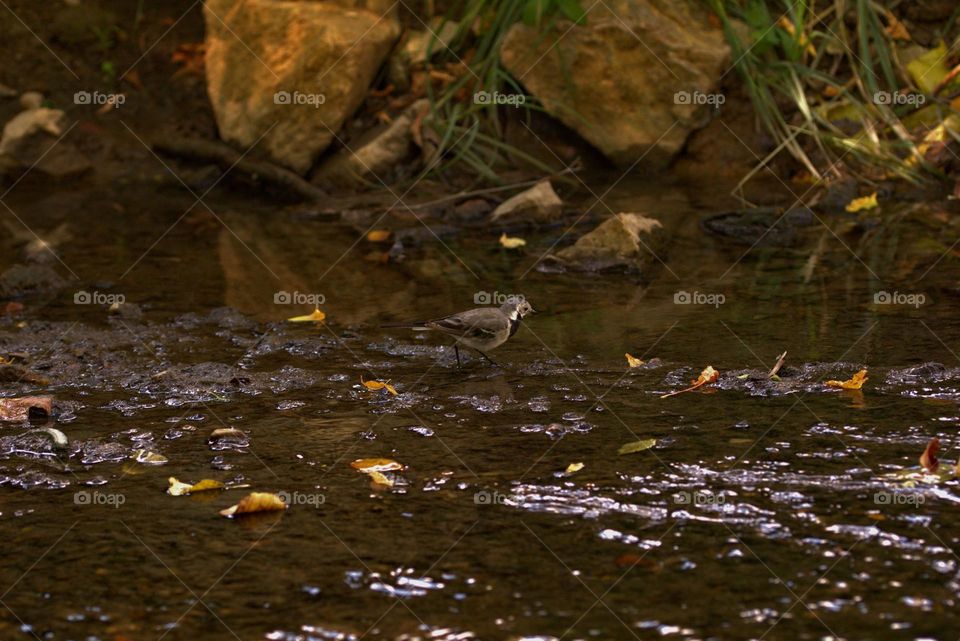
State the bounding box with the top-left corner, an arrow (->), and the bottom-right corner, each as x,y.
499,0 -> 730,169
203,0 -> 401,174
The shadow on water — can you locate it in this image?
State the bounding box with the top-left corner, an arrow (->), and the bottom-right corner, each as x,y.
1,177 -> 960,640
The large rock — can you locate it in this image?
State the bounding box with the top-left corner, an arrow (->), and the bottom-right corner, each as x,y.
203,0 -> 401,174
551,213 -> 664,272
314,99 -> 427,185
500,0 -> 730,168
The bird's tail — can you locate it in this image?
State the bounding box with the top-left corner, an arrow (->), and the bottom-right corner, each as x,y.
380,321 -> 430,331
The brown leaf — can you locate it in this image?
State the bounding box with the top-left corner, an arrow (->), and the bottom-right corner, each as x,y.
661,366 -> 719,398
0,395 -> 52,421
219,492 -> 287,518
825,369 -> 868,390
351,458 -> 403,472
361,377 -> 398,395
920,437 -> 940,473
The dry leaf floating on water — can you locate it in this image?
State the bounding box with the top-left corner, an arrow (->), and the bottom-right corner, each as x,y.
287,308 -> 326,322
661,366 -> 719,398
220,492 -> 287,517
825,369 -> 868,390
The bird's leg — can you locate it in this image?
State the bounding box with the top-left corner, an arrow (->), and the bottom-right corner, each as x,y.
454,344 -> 462,368
476,350 -> 500,367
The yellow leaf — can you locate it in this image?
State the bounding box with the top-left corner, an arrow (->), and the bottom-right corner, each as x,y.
661,366 -> 720,398
906,42 -> 951,94
499,232 -> 526,249
367,470 -> 395,487
167,477 -> 226,496
367,230 -> 392,242
845,193 -> 878,213
625,353 -> 644,368
219,492 -> 287,517
825,369 -> 868,390
361,377 -> 398,395
287,308 -> 326,322
351,458 -> 403,472
565,462 -> 584,474
618,438 -> 657,455
167,477 -> 193,496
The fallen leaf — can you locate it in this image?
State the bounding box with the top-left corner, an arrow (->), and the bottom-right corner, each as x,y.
210,427 -> 246,438
367,230 -> 392,242
220,492 -> 287,518
768,351 -> 787,378
167,477 -> 226,496
170,42 -> 205,79
906,43 -> 951,94
661,366 -> 720,398
132,450 -> 168,465
0,395 -> 52,421
287,308 -> 326,323
618,438 -> 657,455
884,11 -> 910,41
565,462 -> 585,474
351,458 -> 403,472
845,193 -> 878,213
625,353 -> 644,368
825,369 -> 868,390
920,437 -> 940,473
499,232 -> 526,249
361,377 -> 398,395
367,470 -> 395,487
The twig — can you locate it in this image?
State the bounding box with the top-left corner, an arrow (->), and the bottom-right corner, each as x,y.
933,63 -> 960,96
154,137 -> 327,202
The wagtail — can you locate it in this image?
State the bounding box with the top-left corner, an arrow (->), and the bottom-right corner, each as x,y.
382,298 -> 535,367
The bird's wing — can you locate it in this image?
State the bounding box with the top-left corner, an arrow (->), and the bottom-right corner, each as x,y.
427,309 -> 503,338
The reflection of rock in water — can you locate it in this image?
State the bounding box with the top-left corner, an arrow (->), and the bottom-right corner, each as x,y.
700,206 -> 814,247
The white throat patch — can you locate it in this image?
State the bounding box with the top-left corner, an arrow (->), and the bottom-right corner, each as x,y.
507,309 -> 519,321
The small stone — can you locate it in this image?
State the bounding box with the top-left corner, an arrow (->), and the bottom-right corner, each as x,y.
19,92 -> 44,110
490,180 -> 562,223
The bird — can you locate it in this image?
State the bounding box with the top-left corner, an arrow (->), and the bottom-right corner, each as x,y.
382,298 -> 535,367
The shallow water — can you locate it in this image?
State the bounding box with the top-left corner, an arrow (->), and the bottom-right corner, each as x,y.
1,176 -> 959,640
